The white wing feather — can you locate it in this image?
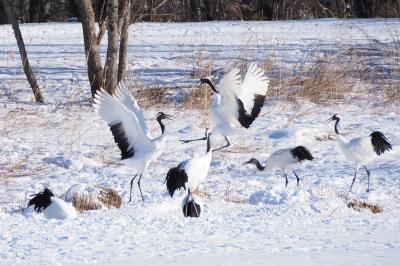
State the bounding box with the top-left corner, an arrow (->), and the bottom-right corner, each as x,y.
211,67 -> 241,129
239,63 -> 269,114
93,89 -> 154,153
114,81 -> 151,137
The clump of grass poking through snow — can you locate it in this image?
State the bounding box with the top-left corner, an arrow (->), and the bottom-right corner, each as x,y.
347,199 -> 383,214
72,192 -> 102,212
98,187 -> 122,209
72,187 -> 122,212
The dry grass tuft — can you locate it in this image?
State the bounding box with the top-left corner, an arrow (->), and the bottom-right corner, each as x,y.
386,85 -> 400,102
269,60 -> 353,104
182,85 -> 212,110
72,192 -> 102,212
347,199 -> 383,214
72,187 -> 122,212
132,85 -> 172,108
98,187 -> 122,209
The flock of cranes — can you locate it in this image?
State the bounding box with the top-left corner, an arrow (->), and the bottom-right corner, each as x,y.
27,63 -> 393,219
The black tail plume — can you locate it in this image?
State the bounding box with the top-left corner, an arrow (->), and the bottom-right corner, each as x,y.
291,146 -> 314,162
370,131 -> 392,156
165,167 -> 188,197
183,197 -> 201,218
27,188 -> 54,213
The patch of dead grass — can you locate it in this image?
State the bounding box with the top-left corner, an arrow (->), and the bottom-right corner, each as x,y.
347,199 -> 383,214
72,187 -> 122,212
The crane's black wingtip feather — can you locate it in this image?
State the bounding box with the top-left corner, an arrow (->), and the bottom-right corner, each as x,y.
109,122 -> 135,160
27,188 -> 54,213
165,167 -> 188,197
237,94 -> 266,128
370,131 -> 392,156
291,146 -> 314,162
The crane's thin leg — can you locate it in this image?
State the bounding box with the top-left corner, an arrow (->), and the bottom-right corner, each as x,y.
137,174 -> 144,202
364,166 -> 371,193
293,170 -> 301,187
283,171 -> 289,187
180,129 -> 208,144
184,190 -> 190,217
194,203 -> 199,217
349,169 -> 357,192
180,135 -> 207,144
129,174 -> 138,203
212,136 -> 230,152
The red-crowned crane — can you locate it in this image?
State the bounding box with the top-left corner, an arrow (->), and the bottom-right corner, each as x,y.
181,63 -> 269,151
93,81 -> 172,202
166,129 -> 212,217
244,146 -> 314,187
27,188 -> 77,220
328,114 -> 392,192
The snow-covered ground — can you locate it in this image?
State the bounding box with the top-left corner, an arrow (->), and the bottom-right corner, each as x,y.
0,19 -> 399,265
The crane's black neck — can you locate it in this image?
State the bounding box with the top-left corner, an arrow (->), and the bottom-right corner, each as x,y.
206,133 -> 212,153
200,78 -> 218,93
157,117 -> 166,134
334,118 -> 340,135
252,158 -> 265,171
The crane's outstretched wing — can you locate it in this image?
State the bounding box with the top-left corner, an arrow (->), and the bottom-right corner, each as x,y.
212,67 -> 241,123
93,89 -> 154,160
236,63 -> 269,128
113,81 -> 151,137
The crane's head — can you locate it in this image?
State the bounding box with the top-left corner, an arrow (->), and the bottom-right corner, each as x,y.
243,158 -> 266,171
156,112 -> 173,121
205,127 -> 213,137
327,114 -> 340,123
199,77 -> 219,94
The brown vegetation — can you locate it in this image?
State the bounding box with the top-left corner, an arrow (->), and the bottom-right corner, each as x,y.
347,199 -> 383,214
72,186 -> 122,212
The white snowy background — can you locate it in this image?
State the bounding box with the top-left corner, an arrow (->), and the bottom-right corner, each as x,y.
0,19 -> 399,265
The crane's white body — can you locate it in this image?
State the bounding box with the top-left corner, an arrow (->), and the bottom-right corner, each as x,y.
336,135 -> 377,168
178,150 -> 212,192
265,148 -> 302,171
43,197 -> 77,220
211,63 -> 269,136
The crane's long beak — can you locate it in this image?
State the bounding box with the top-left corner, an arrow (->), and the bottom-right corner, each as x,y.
325,117 -> 335,123
164,114 -> 173,120
243,160 -> 251,165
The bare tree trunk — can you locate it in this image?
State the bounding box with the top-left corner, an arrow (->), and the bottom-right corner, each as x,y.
117,0 -> 131,82
103,0 -> 119,94
3,0 -> 44,102
75,0 -> 104,98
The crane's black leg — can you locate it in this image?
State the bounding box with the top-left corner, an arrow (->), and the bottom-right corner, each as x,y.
129,174 -> 138,203
283,171 -> 289,187
137,174 -> 144,202
212,136 -> 230,152
184,190 -> 191,217
293,170 -> 301,187
364,166 -> 371,193
349,169 -> 357,192
180,129 -> 208,143
180,136 -> 207,144
193,202 -> 199,217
